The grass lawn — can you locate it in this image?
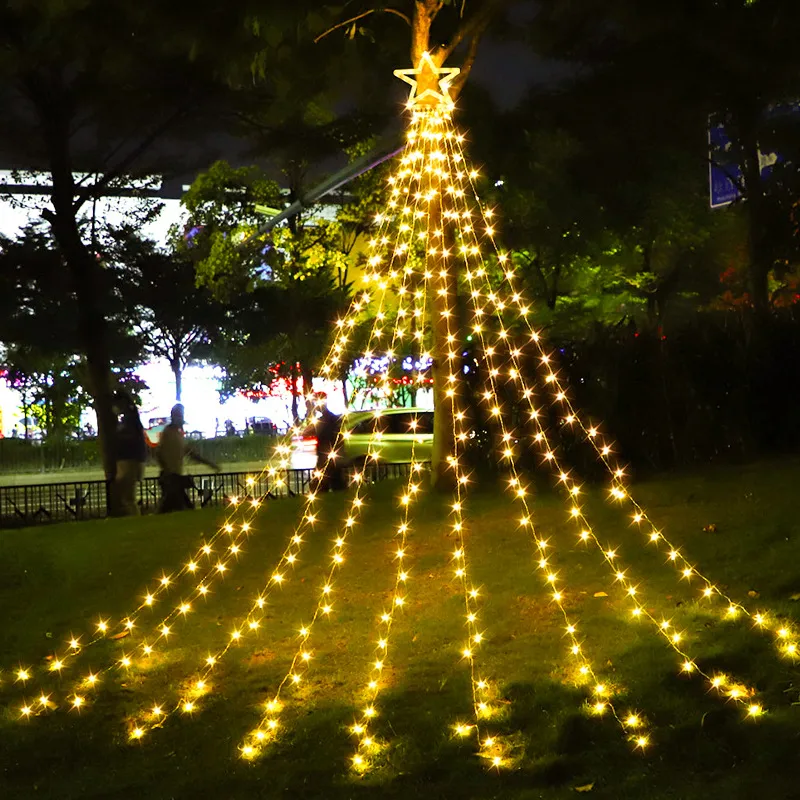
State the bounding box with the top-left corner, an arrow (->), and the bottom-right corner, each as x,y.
2,457 -> 800,799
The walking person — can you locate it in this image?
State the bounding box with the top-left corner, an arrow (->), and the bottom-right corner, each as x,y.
113,390 -> 147,516
157,404 -> 220,513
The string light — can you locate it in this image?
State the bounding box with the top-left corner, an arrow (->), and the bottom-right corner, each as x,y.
448,126 -> 798,667
433,194 -> 503,768
454,190 -> 636,747
83,124 -> 439,735
8,56 -> 778,765
442,125 -> 761,715
348,241 -> 432,772
240,113 -> 438,759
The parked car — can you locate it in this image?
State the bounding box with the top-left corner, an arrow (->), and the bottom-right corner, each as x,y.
247,417 -> 278,436
293,407 -> 434,469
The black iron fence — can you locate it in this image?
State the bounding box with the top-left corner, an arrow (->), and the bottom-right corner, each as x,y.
0,462 -> 423,529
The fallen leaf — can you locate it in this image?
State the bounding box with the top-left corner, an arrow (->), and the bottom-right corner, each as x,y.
574,783 -> 595,793
747,590 -> 759,599
111,630 -> 130,640
790,593 -> 800,601
703,524 -> 718,533
593,592 -> 608,598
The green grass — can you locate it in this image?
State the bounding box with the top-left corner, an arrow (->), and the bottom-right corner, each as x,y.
2,458 -> 800,799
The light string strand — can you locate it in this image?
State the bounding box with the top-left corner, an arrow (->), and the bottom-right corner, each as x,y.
439,125 -> 649,744
443,127 -> 762,718
12,115 -> 426,722
453,132 -> 797,666
238,122 -> 437,757
126,131 -> 435,741
424,113 -> 501,767
350,239 -> 432,771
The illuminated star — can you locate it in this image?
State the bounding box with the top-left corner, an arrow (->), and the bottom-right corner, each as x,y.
393,51 -> 460,109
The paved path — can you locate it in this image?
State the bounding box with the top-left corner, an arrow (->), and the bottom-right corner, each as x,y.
0,455 -> 317,487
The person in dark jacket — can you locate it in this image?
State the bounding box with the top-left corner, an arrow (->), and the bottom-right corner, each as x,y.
312,393 -> 343,491
113,390 -> 147,516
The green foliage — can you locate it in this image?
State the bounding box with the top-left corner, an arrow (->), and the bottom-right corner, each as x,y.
528,0 -> 800,315
0,228 -> 143,436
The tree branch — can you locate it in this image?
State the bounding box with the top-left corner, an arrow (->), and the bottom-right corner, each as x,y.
438,0 -> 506,62
72,100 -> 195,213
314,7 -> 411,44
447,31 -> 482,96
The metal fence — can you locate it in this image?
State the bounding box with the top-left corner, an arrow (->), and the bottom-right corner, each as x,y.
0,462 -> 423,529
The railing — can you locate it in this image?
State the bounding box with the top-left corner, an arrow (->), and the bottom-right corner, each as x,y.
0,462 -> 425,529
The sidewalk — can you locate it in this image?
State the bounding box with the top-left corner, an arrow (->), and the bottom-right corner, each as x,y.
0,457 -> 316,487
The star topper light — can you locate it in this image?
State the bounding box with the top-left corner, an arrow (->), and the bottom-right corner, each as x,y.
394,51 -> 460,109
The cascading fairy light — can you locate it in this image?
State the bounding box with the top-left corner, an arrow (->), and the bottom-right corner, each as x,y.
136,290 -> 422,739
125,130 -> 437,742
238,124 -> 441,760
408,108 -> 504,766
239,336 -> 419,759
438,253 -> 503,768
15,270 -> 399,720
10,113 -> 429,724
450,132 -> 798,667
7,278 -> 387,703
438,129 -> 763,718
10,50 -> 775,757
348,457 -> 427,772
450,264 -> 641,741
17,283 -> 376,721
437,128 -> 648,745
349,240 -> 432,772
487,325 -> 761,715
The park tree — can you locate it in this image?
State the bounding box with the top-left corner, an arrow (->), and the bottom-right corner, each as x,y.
0,228 -> 143,439
102,231 -> 227,403
183,160 -> 357,423
0,0 -> 318,496
529,0 -> 800,324
311,0 -> 515,485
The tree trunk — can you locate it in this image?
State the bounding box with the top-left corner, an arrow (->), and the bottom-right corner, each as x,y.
172,360 -> 183,402
290,363 -> 300,425
45,167 -> 119,506
301,363 -> 315,419
428,185 -> 459,490
411,1 -> 437,65
35,81 -> 120,509
736,109 -> 772,324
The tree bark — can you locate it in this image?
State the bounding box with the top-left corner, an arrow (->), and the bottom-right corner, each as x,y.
290,362 -> 300,425
171,359 -> 183,402
301,363 -> 315,419
428,175 -> 459,489
28,72 -> 120,510
736,108 -> 772,324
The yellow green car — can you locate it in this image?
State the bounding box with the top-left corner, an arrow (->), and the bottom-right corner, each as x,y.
294,408 -> 434,469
